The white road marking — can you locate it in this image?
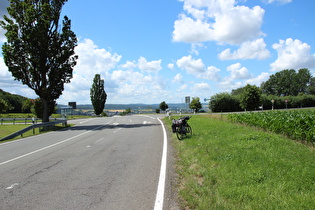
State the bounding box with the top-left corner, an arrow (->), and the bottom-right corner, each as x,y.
114,128 -> 123,133
95,138 -> 104,143
0,125 -> 106,167
6,183 -> 19,190
154,118 -> 167,210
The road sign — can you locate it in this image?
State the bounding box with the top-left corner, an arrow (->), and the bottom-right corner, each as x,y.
185,96 -> 190,104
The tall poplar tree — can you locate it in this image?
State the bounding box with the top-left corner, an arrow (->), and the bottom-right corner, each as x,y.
0,0 -> 78,122
90,74 -> 107,115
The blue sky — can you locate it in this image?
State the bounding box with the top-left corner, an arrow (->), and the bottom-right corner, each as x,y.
1,0 -> 315,105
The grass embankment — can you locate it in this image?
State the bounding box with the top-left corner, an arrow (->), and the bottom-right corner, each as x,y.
165,115 -> 315,209
0,124 -> 70,143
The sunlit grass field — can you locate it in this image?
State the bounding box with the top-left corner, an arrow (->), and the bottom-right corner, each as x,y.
164,114 -> 315,209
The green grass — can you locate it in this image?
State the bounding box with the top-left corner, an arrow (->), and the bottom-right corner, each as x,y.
164,115 -> 315,209
0,124 -> 29,139
0,124 -> 71,143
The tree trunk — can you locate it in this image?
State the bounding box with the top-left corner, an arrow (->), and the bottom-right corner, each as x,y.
42,99 -> 50,122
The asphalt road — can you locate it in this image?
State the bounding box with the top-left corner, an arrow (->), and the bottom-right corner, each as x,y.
0,115 -> 173,210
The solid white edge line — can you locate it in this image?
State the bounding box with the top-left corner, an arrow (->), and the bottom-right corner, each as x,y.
154,118 -> 168,210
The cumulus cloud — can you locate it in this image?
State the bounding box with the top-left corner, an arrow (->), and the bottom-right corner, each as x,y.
75,39 -> 121,73
176,55 -> 205,74
179,84 -> 188,90
227,63 -> 252,80
218,63 -> 253,91
173,0 -> 265,45
167,63 -> 175,70
176,55 -> 221,81
192,82 -> 211,91
172,73 -> 183,83
138,56 -> 162,73
218,38 -> 271,60
270,38 -> 315,71
0,57 -> 9,78
245,72 -> 270,86
0,57 -> 38,98
120,60 -> 137,69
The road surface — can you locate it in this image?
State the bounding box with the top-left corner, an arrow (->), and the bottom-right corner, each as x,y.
0,115 -> 174,210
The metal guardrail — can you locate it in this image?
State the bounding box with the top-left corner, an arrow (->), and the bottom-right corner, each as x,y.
0,119 -> 67,141
0,118 -> 40,125
0,117 -> 66,125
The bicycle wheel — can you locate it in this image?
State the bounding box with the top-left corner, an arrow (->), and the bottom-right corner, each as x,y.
176,127 -> 184,140
186,125 -> 192,137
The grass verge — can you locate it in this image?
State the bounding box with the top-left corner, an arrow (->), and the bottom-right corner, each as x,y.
164,115 -> 315,209
0,124 -> 71,143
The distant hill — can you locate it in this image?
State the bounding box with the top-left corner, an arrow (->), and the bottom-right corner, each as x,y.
0,89 -> 29,113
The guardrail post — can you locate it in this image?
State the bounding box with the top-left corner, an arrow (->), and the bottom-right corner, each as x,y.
1,119 -> 3,125
13,118 -> 15,125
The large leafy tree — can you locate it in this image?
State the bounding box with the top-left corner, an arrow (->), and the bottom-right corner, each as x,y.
189,97 -> 202,112
240,84 -> 262,111
261,69 -> 312,96
0,0 -> 78,122
90,74 -> 107,115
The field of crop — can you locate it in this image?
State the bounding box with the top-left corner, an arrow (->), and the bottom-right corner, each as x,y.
228,109 -> 315,144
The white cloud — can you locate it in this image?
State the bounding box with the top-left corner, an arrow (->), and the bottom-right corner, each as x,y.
59,39 -> 123,104
0,56 -> 38,98
192,82 -> 211,91
245,72 -> 270,86
120,60 -> 137,69
179,84 -> 188,90
173,14 -> 213,43
190,42 -> 205,55
74,39 -> 121,80
138,56 -> 162,73
173,0 -> 265,45
0,57 -> 9,78
176,55 -> 221,81
172,73 -> 183,83
218,63 -> 253,91
176,55 -> 205,74
270,38 -> 315,71
218,38 -> 271,60
227,63 -> 252,80
167,63 -> 175,70
204,66 -> 221,81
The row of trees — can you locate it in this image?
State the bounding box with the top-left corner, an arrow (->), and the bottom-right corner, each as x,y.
159,97 -> 203,113
210,68 -> 315,112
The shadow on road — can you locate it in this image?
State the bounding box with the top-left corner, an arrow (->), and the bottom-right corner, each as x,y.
57,123 -> 159,132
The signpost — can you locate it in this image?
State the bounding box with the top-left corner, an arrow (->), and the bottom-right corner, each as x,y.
271,99 -> 274,110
